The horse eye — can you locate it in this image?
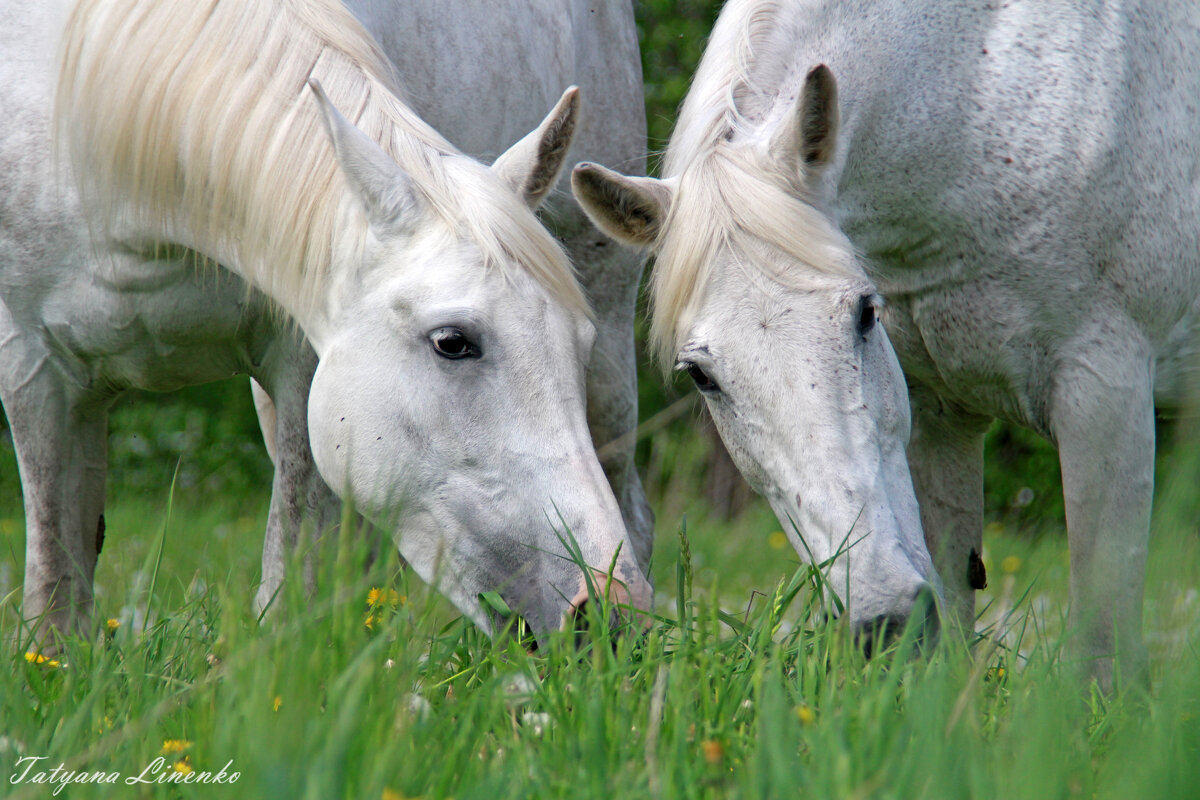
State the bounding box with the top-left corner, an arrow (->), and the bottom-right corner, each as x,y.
858,295 -> 877,337
680,361 -> 720,393
430,327 -> 480,360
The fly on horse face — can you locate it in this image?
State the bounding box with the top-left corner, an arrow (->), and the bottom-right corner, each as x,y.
575,0 -> 1200,685
3,0 -> 651,646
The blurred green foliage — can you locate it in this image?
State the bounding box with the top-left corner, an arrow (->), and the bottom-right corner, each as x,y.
101,382 -> 273,503
636,0 -> 722,170
0,380 -> 272,514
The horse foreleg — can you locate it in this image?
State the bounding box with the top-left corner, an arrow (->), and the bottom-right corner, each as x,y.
0,329 -> 107,648
907,384 -> 992,636
251,377 -> 278,465
1051,331 -> 1154,692
252,343 -> 342,619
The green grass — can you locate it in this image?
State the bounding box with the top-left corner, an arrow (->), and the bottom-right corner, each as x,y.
2,445 -> 1200,799
2,398 -> 1200,799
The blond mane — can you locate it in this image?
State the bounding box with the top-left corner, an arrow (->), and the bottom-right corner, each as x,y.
57,0 -> 586,317
649,0 -> 861,365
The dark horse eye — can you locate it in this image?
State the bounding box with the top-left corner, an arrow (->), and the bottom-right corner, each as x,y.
430,327 -> 480,360
681,361 -> 719,393
858,295 -> 877,337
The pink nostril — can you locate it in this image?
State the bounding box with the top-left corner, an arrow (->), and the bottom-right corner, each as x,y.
568,586 -> 593,618
563,569 -> 651,635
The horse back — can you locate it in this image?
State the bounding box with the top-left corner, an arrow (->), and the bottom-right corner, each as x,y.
346,0 -> 645,174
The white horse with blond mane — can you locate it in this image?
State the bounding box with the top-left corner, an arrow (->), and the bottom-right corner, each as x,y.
3,0 -> 652,645
252,0 -> 656,602
575,0 -> 1200,684
273,0 -> 657,580
2,0 -> 652,638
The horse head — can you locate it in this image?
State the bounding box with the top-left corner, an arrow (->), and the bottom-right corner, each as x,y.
305,83 -> 650,640
573,66 -> 938,650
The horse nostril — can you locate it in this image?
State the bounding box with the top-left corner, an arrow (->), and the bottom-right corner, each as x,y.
568,597 -> 589,628
855,583 -> 941,658
568,597 -> 591,647
567,596 -> 625,649
855,613 -> 908,659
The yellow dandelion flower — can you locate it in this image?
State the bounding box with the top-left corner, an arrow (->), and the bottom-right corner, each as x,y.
160,739 -> 191,756
172,758 -> 193,775
368,587 -> 401,608
382,789 -> 423,800
768,531 -> 789,550
272,696 -> 282,712
700,739 -> 724,765
106,618 -> 120,632
1001,555 -> 1022,574
24,652 -> 61,668
795,705 -> 816,725
364,614 -> 377,630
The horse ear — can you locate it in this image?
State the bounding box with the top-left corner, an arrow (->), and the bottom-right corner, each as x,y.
309,79 -> 419,231
492,86 -> 580,209
571,163 -> 673,248
770,64 -> 840,177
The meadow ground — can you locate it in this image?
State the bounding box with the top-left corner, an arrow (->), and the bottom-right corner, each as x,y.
2,404 -> 1200,799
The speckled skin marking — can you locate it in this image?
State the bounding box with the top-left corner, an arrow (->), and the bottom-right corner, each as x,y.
756,0 -> 1198,687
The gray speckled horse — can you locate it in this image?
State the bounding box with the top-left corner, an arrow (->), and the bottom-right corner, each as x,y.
4,0 -> 651,646
574,0 -> 1199,686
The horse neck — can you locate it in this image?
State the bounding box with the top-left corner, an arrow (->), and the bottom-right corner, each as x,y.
56,0 -> 427,354
92,186 -> 363,357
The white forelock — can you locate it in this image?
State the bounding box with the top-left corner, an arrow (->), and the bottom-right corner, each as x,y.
650,0 -> 860,366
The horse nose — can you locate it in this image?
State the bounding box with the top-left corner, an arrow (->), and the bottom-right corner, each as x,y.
854,583 -> 941,658
563,568 -> 652,639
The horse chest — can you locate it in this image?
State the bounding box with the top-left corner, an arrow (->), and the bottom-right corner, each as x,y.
880,277 -> 1055,434
39,258 -> 277,394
